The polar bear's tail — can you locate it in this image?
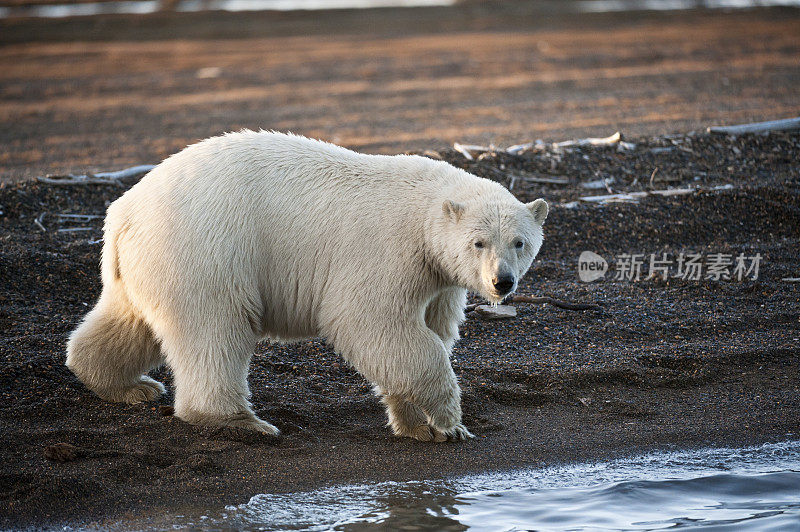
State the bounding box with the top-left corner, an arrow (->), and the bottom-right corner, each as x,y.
100,208 -> 124,284
66,214 -> 165,404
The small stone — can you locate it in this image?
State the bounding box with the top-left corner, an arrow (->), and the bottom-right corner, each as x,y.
44,443 -> 80,463
474,304 -> 516,320
158,405 -> 175,416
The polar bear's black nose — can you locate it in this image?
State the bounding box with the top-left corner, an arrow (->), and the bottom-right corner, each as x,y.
493,275 -> 515,295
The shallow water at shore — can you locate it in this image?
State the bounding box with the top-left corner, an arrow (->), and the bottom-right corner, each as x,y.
2,0 -> 799,19
135,440 -> 800,531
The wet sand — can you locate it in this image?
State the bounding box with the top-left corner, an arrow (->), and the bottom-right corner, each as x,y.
1,3 -> 799,529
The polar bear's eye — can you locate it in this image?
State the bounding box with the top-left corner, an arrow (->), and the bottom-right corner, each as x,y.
474,241 -> 484,249
515,240 -> 524,249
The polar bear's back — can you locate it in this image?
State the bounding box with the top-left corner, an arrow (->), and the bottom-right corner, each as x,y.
106,131 -> 471,340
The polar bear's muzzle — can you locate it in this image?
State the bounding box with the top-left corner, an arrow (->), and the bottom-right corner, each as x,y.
492,274 -> 515,296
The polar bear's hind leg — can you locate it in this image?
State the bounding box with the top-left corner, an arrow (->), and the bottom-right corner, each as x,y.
66,284 -> 165,404
159,320 -> 280,436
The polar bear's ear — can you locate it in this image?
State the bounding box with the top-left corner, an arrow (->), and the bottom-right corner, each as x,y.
442,200 -> 466,223
527,198 -> 549,224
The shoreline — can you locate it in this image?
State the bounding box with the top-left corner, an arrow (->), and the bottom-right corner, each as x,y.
2,7 -> 800,183
123,439 -> 800,530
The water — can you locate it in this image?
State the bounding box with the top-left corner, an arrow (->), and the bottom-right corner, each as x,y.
147,440 -> 800,531
578,0 -> 800,13
0,0 -> 455,19
2,0 -> 799,19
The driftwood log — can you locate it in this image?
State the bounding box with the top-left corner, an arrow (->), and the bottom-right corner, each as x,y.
37,164 -> 155,186
707,117 -> 800,135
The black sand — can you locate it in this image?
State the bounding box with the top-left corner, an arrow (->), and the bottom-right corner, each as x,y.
1,129 -> 798,528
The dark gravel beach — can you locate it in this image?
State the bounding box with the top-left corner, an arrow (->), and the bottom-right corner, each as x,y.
1,2 -> 799,529
1,129 -> 799,528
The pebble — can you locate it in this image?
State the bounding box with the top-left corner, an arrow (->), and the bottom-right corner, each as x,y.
474,305 -> 517,320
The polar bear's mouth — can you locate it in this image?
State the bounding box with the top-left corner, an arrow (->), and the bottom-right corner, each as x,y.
485,285 -> 517,305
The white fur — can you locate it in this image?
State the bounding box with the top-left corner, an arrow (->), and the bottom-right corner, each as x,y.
65,131 -> 547,441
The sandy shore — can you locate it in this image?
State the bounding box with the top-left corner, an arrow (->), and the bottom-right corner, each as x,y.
1,4 -> 799,182
1,3 -> 799,529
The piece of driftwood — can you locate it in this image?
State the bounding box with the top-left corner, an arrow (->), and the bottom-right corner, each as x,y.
579,184 -> 733,204
508,174 -> 517,191
553,131 -> 621,149
37,164 -> 155,186
649,167 -> 659,187
581,177 -> 616,190
649,147 -> 675,154
707,117 -> 800,135
56,213 -> 103,222
34,212 -> 46,232
453,143 -> 493,161
422,150 -> 443,160
578,188 -> 689,203
505,142 -> 535,155
466,295 -> 602,313
523,175 -> 570,185
510,295 -> 602,311
528,176 -> 570,185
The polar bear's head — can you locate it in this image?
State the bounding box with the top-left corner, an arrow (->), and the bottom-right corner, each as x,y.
438,196 -> 548,304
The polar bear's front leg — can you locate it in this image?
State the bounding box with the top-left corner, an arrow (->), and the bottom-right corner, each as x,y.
375,386 -> 440,441
376,389 -> 473,442
425,287 -> 467,351
159,322 -> 279,436
347,324 -> 473,442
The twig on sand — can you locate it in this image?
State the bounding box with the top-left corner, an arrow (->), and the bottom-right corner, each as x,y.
37,164 -> 155,186
524,175 -> 570,185
577,184 -> 733,205
707,117 -> 800,135
55,213 -> 104,222
510,294 -> 603,311
553,131 -> 621,149
453,143 -> 493,161
506,141 -> 538,155
579,188 -> 692,204
649,167 -> 659,188
34,213 -> 46,232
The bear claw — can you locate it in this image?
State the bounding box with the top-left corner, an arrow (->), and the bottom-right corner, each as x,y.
406,423 -> 473,442
444,423 -> 475,441
223,416 -> 281,436
104,376 -> 165,404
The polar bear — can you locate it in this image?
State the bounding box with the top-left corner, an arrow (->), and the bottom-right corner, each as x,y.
66,131 -> 548,442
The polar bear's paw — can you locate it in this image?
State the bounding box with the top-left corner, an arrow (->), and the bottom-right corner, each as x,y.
222,414 -> 281,436
101,376 -> 165,404
403,423 -> 473,442
432,423 -> 475,442
403,424 -> 441,442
